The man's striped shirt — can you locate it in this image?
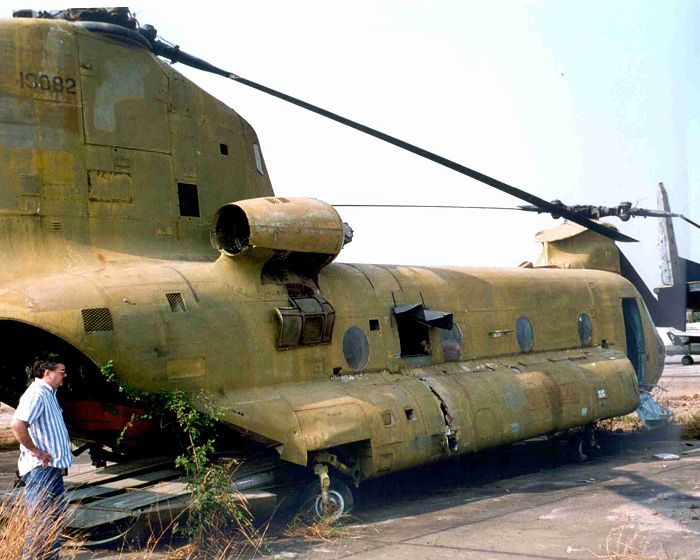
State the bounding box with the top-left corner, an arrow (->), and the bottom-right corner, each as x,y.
13,378 -> 72,477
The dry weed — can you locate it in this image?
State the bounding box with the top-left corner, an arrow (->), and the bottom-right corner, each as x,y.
115,490 -> 268,559
0,490 -> 81,560
282,513 -> 351,542
598,414 -> 643,433
677,411 -> 700,440
597,527 -> 669,560
161,519 -> 267,560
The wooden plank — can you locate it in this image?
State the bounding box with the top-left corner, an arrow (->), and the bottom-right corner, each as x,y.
66,469 -> 181,503
1,458 -> 178,520
64,456 -> 173,488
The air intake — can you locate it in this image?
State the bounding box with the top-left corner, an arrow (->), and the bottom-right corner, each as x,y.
81,308 -> 114,332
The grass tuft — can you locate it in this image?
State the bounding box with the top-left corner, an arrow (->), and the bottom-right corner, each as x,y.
0,490 -> 80,560
282,513 -> 351,542
677,411 -> 700,440
597,527 -> 669,560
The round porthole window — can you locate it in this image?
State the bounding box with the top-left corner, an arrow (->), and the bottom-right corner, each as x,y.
578,313 -> 593,347
343,326 -> 370,370
439,323 -> 464,361
516,316 -> 534,353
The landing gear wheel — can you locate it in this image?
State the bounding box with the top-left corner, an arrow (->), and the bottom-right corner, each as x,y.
569,423 -> 599,463
682,355 -> 694,366
575,438 -> 589,463
301,478 -> 354,521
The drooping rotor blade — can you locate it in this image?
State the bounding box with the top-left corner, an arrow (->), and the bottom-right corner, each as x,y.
627,208 -> 700,230
333,204 -> 521,211
680,215 -> 700,231
335,203 -> 700,236
150,39 -> 636,243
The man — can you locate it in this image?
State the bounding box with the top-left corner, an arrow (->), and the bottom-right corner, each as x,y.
11,353 -> 73,560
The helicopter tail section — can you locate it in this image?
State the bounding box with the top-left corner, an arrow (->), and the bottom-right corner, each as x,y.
644,183 -> 688,330
619,183 -> 699,331
658,183 -> 681,287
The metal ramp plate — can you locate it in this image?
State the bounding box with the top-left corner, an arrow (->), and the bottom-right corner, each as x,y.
67,479 -> 191,529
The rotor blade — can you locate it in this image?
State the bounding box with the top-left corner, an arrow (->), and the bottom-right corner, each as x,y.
680,215 -> 700,231
228,74 -> 636,243
333,204 -> 522,211
518,205 -> 547,213
627,208 -> 678,218
152,40 -> 636,243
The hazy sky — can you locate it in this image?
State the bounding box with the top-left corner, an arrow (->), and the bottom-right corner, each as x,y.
9,1 -> 699,289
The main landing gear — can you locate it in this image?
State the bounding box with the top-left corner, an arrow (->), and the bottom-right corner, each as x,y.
302,455 -> 356,520
569,423 -> 600,462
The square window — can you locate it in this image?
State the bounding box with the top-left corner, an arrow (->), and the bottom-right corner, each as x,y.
253,143 -> 264,175
177,182 -> 200,217
220,143 -> 229,155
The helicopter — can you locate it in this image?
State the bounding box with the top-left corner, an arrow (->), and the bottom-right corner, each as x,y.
0,7 -> 686,527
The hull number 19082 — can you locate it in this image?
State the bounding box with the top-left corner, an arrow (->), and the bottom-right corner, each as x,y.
19,72 -> 77,94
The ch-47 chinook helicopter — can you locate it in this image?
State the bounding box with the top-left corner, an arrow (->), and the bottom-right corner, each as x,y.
0,7 -> 675,526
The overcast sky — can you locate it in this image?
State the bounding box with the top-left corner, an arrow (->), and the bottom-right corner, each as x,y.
10,1 -> 699,290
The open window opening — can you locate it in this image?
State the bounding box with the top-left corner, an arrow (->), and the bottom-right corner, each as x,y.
622,298 -> 646,385
177,182 -> 200,217
394,303 -> 453,357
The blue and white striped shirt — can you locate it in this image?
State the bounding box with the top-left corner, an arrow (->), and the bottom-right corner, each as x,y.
13,378 -> 72,477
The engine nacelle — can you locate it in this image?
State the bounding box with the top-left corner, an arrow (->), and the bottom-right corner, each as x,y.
211,197 -> 348,259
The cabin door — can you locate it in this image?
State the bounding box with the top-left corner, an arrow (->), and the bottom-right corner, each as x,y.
621,298 -> 646,385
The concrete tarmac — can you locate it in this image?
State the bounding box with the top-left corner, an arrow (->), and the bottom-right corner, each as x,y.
270,433 -> 700,560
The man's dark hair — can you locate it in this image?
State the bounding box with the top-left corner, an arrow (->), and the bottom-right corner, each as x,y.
32,352 -> 64,379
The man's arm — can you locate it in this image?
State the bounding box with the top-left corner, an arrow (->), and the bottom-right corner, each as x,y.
10,418 -> 50,467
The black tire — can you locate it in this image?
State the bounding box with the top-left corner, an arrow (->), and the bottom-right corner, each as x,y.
571,437 -> 589,463
300,478 -> 354,521
566,427 -> 599,463
682,355 -> 694,366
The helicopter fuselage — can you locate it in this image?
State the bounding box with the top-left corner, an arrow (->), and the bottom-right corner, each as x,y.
0,14 -> 663,484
